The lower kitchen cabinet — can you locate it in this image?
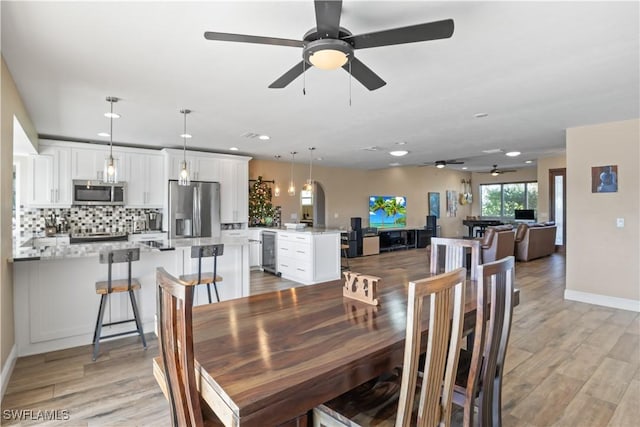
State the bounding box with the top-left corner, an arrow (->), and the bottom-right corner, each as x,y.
276,230 -> 340,285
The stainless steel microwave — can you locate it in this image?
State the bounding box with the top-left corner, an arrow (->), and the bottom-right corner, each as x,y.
72,180 -> 126,206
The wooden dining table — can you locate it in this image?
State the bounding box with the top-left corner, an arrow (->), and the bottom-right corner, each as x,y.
164,275 -> 519,426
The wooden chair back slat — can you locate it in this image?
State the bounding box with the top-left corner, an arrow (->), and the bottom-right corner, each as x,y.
396,267 -> 467,427
462,256 -> 515,427
430,237 -> 480,280
156,267 -> 204,427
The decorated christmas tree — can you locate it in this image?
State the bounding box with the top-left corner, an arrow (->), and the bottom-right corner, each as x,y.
249,176 -> 275,226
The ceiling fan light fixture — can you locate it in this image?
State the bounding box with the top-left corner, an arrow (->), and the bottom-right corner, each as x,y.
305,39 -> 352,70
491,171 -> 500,176
435,160 -> 446,168
389,150 -> 408,157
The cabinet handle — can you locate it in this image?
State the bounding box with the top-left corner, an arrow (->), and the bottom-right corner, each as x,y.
50,189 -> 54,202
281,263 -> 288,268
296,237 -> 306,240
55,189 -> 59,202
296,268 -> 306,272
281,247 -> 288,251
296,250 -> 305,254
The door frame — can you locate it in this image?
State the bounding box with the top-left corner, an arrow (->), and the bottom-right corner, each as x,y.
549,168 -> 566,252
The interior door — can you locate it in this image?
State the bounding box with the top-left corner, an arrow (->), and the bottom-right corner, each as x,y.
549,168 -> 566,251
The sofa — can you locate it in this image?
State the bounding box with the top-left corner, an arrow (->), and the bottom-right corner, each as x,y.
514,223 -> 557,261
478,225 -> 515,263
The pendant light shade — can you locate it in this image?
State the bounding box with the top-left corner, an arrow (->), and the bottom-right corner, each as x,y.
178,109 -> 191,186
103,96 -> 119,183
274,155 -> 281,197
303,147 -> 315,193
288,151 -> 297,196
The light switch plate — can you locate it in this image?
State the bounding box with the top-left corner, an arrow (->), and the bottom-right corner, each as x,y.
616,218 -> 624,228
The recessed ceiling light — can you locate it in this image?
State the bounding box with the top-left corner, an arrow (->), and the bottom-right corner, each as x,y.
180,133 -> 192,139
97,132 -> 110,137
389,162 -> 401,167
104,112 -> 120,119
316,157 -> 323,161
462,167 -> 468,170
362,146 -> 380,151
258,134 -> 270,140
230,147 -> 239,151
389,150 -> 408,157
482,148 -> 503,154
474,112 -> 489,118
525,160 -> 533,164
395,141 -> 407,145
505,151 -> 521,157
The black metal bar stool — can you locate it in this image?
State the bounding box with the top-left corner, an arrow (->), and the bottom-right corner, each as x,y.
92,247 -> 147,361
179,244 -> 224,304
341,244 -> 350,270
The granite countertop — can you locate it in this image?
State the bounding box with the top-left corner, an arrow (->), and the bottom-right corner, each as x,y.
11,235 -> 251,262
249,226 -> 343,234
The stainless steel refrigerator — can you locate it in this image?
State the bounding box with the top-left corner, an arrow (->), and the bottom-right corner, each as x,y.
168,180 -> 221,239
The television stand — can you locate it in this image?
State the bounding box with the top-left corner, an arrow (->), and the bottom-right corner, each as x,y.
378,228 -> 433,252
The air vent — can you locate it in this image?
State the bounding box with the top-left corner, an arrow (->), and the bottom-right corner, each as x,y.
241,132 -> 260,139
482,148 -> 504,154
362,146 -> 380,152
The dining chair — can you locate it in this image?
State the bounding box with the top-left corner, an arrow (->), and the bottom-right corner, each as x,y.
179,244 -> 224,304
453,256 -> 516,427
313,267 -> 467,427
430,237 -> 481,281
155,267 -> 222,427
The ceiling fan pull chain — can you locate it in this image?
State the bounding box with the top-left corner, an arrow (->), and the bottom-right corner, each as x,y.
349,61 -> 352,107
303,61 -> 306,95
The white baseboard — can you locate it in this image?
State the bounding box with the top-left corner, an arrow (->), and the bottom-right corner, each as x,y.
564,289 -> 640,312
1,345 -> 17,402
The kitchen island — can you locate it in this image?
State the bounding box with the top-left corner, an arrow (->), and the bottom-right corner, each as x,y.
11,236 -> 250,356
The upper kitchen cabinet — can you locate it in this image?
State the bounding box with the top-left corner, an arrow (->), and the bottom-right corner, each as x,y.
126,152 -> 164,207
164,149 -> 220,182
27,143 -> 71,207
220,158 -> 249,223
71,145 -> 125,182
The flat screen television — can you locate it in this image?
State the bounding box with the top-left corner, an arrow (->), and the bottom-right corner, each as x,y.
514,209 -> 536,221
369,196 -> 407,228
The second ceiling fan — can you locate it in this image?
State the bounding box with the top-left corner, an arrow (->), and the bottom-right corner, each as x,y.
204,0 -> 454,90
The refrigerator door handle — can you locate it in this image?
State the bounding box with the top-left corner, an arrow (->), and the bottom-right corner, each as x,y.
193,185 -> 201,236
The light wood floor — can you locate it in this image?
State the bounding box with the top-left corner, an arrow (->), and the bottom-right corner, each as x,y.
2,250 -> 638,426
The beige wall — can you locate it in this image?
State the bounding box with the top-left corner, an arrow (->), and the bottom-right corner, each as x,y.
469,168 -> 538,217
566,118 -> 639,303
536,156 -> 567,222
250,160 -> 473,237
1,56 -> 39,372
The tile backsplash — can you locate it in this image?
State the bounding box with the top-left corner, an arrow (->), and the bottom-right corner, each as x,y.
19,206 -> 162,237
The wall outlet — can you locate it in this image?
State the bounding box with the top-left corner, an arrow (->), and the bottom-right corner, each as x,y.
334,213 -> 339,219
616,218 -> 624,228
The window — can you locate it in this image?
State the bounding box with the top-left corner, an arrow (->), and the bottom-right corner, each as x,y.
480,181 -> 538,219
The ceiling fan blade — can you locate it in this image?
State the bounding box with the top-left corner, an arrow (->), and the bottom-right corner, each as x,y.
315,0 -> 342,38
344,19 -> 454,50
342,57 -> 386,91
268,61 -> 308,89
204,31 -> 304,48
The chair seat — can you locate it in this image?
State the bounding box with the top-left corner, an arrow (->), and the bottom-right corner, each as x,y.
179,273 -> 223,286
341,244 -> 349,250
95,278 -> 141,294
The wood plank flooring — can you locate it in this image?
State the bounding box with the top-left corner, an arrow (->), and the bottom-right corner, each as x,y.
2,249 -> 638,426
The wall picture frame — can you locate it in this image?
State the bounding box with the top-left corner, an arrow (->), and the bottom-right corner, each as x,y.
428,192 -> 440,218
591,165 -> 618,193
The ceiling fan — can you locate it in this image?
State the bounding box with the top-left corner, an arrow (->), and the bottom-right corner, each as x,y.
481,165 -> 517,176
203,0 -> 454,90
420,159 -> 464,168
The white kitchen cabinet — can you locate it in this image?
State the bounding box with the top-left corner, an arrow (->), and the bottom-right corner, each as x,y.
126,152 -> 163,207
276,231 -> 340,285
71,146 -> 124,182
220,158 -> 249,223
27,145 -> 71,207
165,152 -> 221,182
248,228 -> 262,269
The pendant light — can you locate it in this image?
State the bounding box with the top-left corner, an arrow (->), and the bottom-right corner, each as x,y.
288,151 -> 297,196
303,147 -> 315,193
273,155 -> 281,197
178,109 -> 191,186
103,96 -> 119,183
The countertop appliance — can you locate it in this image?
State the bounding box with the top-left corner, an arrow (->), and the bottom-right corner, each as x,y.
146,212 -> 162,231
70,231 -> 128,244
261,230 -> 278,275
168,180 -> 221,239
72,180 -> 126,206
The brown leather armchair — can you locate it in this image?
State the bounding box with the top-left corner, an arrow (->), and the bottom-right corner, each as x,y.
479,225 -> 515,263
515,223 -> 557,261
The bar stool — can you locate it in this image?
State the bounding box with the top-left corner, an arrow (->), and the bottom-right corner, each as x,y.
179,244 -> 224,304
93,248 -> 147,361
341,244 -> 350,270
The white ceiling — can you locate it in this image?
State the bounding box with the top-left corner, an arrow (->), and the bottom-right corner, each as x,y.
2,1 -> 638,171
